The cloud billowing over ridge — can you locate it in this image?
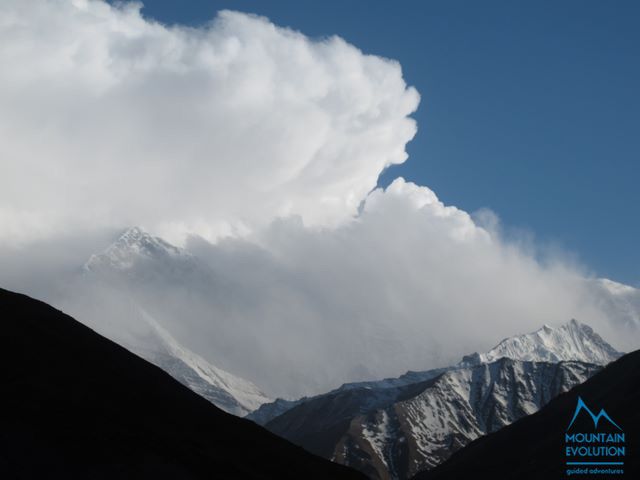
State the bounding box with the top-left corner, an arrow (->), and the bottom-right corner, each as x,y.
4,178 -> 635,398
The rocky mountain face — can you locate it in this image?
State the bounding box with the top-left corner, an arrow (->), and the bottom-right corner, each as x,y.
247,368 -> 448,426
266,358 -> 600,480
414,350 -> 640,480
257,320 -> 621,479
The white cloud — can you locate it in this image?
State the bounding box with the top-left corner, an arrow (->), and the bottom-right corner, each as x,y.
187,178 -> 624,395
0,0 -> 418,245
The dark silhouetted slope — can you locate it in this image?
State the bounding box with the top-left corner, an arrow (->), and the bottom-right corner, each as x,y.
0,288 -> 365,480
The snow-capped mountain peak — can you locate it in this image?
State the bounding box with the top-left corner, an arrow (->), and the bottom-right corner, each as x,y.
84,226 -> 189,271
462,319 -> 622,366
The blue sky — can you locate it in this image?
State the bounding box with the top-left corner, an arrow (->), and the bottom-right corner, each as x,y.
133,0 -> 639,285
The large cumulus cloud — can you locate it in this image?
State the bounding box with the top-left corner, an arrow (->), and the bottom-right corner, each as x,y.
0,0 -> 418,244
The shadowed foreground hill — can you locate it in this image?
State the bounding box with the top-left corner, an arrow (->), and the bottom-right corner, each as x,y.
413,348 -> 640,480
0,288 -> 365,480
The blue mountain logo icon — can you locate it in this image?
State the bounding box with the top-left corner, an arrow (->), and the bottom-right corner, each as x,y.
567,397 -> 622,431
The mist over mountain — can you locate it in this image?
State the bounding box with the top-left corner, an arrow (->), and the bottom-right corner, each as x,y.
1,225 -> 638,401
122,307 -> 270,416
69,227 -> 270,415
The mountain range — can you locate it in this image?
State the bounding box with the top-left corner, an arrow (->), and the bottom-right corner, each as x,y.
252,320 -> 621,479
414,348 -> 639,479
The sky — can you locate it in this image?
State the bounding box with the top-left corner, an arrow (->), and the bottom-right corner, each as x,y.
134,0 -> 640,286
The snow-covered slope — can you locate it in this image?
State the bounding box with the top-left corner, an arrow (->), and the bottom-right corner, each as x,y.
79,227 -> 270,416
345,359 -> 598,478
460,319 -> 622,366
130,309 -> 270,416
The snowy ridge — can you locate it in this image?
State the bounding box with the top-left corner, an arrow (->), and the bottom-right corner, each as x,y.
262,319 -> 619,479
249,368 -> 448,424
336,368 -> 450,393
386,359 -> 597,476
328,359 -> 599,479
131,309 -> 270,416
461,319 -> 622,366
